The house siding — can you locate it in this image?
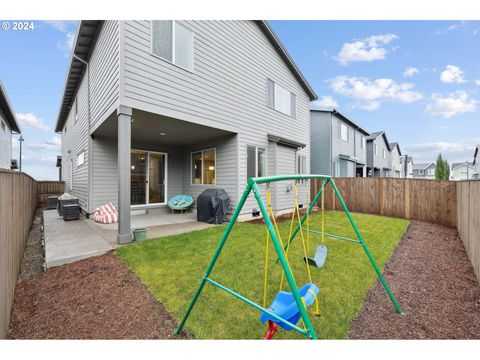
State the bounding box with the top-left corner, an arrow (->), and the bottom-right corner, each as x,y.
310,111 -> 331,176
389,146 -> 402,177
120,20 -> 311,215
0,109 -> 12,169
60,21 -> 120,211
367,135 -> 390,176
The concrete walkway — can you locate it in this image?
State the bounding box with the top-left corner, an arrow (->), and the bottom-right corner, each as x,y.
44,210 -> 113,268
43,208 -> 214,268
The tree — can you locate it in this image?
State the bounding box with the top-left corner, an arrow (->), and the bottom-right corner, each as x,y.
435,153 -> 450,180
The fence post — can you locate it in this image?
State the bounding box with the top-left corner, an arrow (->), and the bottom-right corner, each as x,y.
378,178 -> 384,216
404,180 -> 410,219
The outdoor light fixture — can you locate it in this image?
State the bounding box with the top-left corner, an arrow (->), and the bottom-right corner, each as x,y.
159,132 -> 167,136
131,165 -> 135,170
209,166 -> 215,171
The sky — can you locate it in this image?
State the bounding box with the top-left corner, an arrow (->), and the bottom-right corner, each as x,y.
0,20 -> 479,180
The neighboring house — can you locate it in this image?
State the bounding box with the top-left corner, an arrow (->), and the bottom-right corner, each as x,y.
400,155 -> 413,178
310,109 -> 369,178
389,142 -> 402,178
473,145 -> 480,179
366,131 -> 391,177
0,80 -> 21,169
450,162 -> 474,181
412,163 -> 436,179
55,21 -> 317,243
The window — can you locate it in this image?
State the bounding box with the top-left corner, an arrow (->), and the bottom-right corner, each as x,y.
374,144 -> 378,156
266,79 -> 296,117
419,170 -> 424,175
339,122 -> 348,142
297,154 -> 307,175
247,146 -> 266,179
428,168 -> 434,176
77,151 -> 85,167
383,149 -> 387,159
151,21 -> 194,72
191,148 -> 216,185
74,97 -> 78,123
361,135 -> 366,149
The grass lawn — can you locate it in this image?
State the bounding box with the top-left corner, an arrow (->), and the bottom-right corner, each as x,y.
116,210 -> 409,339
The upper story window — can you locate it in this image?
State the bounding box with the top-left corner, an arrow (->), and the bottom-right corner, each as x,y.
428,168 -> 434,176
247,146 -> 266,179
339,122 -> 348,142
374,144 -> 378,156
267,79 -> 296,118
77,151 -> 85,167
383,149 -> 387,159
151,21 -> 194,72
191,148 -> 216,185
361,135 -> 366,149
74,97 -> 78,123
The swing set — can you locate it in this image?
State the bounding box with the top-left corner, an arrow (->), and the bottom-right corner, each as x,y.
174,175 -> 404,340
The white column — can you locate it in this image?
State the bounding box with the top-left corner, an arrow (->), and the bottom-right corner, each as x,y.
117,105 -> 132,244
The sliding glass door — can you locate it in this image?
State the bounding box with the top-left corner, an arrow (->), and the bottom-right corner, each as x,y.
131,150 -> 167,206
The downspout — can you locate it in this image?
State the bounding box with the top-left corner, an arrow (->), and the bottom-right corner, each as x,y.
73,54 -> 92,215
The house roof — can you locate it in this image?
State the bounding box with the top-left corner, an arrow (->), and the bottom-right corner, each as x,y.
412,163 -> 435,170
366,131 -> 391,151
0,80 -> 20,133
55,20 -> 102,133
474,145 -> 480,164
310,108 -> 369,136
451,162 -> 474,170
389,142 -> 402,156
55,20 -> 318,133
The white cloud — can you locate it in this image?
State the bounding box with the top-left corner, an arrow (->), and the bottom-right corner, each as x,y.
425,90 -> 477,118
328,75 -> 422,111
440,65 -> 467,83
435,21 -> 469,35
403,66 -> 420,78
475,80 -> 480,86
28,136 -> 61,151
57,32 -> 75,56
15,113 -> 50,132
404,138 -> 480,164
335,33 -> 399,65
311,96 -> 338,109
42,20 -> 77,33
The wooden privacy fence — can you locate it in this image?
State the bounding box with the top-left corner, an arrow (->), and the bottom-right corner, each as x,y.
0,170 -> 37,339
457,181 -> 480,282
0,171 -> 64,338
36,181 -> 65,208
311,177 -> 457,227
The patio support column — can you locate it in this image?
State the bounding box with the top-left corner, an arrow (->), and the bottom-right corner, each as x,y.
117,105 -> 132,244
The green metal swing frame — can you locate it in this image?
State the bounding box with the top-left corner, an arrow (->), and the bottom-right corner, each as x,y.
174,175 -> 404,340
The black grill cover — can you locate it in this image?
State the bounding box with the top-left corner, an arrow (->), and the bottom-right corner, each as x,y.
196,188 -> 230,224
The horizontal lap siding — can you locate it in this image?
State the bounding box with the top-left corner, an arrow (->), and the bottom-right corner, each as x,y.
0,109 -> 12,169
92,137 -> 118,209
122,20 -> 310,216
61,21 -> 120,212
310,111 -> 331,176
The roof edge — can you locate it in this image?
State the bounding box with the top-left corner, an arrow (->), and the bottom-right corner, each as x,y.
0,80 -> 20,133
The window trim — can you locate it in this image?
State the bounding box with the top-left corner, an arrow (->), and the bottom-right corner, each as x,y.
339,122 -> 348,142
247,145 -> 267,180
190,147 -> 216,186
374,143 -> 378,156
150,20 -> 195,73
266,78 -> 296,118
383,148 -> 387,159
297,153 -> 307,175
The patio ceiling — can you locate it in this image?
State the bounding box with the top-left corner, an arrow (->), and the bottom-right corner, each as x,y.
94,109 -> 236,146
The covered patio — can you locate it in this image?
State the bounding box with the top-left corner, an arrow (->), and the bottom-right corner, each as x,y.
91,107 -> 238,244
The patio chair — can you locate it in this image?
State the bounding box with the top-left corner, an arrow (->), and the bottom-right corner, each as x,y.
167,194 -> 194,214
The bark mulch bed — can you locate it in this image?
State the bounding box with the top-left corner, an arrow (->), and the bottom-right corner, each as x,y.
349,221 -> 480,339
8,252 -> 191,339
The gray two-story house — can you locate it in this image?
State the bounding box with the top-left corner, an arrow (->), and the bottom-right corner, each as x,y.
0,80 -> 20,169
388,142 -> 402,178
412,163 -> 436,179
55,21 -> 317,244
310,109 -> 369,177
366,131 -> 391,177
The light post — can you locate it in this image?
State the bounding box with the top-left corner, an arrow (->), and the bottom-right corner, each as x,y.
18,135 -> 24,172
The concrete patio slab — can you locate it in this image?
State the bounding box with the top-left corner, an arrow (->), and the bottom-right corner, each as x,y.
43,210 -> 113,268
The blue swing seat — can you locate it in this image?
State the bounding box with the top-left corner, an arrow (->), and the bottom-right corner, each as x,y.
260,283 -> 319,330
304,245 -> 328,268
